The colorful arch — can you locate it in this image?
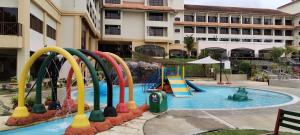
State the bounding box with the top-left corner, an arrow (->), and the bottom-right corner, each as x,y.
104,52 -> 137,110
71,51 -> 128,113
34,48 -> 105,122
11,46 -> 89,128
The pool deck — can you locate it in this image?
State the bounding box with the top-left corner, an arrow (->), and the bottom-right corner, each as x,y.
0,81 -> 300,135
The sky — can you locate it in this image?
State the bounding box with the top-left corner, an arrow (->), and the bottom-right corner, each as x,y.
184,0 -> 292,9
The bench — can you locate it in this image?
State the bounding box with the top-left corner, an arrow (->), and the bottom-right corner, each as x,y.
274,109 -> 300,135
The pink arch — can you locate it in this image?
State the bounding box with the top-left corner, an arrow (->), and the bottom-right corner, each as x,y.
64,51 -> 128,113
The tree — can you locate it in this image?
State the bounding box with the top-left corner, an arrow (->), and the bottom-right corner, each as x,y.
270,47 -> 285,63
184,35 -> 195,58
284,45 -> 297,58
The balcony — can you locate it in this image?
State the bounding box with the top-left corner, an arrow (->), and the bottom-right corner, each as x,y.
0,22 -> 22,36
148,0 -> 167,6
0,22 -> 23,48
105,0 -> 120,4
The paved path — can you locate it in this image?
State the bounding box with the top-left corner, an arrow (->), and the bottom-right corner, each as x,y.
144,81 -> 300,135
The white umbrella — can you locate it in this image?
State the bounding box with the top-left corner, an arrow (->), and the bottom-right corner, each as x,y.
187,56 -> 221,64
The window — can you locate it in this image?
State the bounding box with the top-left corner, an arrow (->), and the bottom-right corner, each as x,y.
286,40 -> 293,45
0,8 -> 18,22
105,0 -> 120,4
184,26 -> 194,33
231,38 -> 240,42
184,15 -> 194,22
242,39 -> 251,42
285,30 -> 293,36
208,27 -> 217,34
253,39 -> 262,42
242,29 -> 251,35
275,19 -> 282,25
231,28 -> 240,34
0,8 -> 20,36
231,17 -> 240,23
105,10 -> 120,19
175,17 -> 180,21
243,17 -> 251,24
30,14 -> 43,34
220,28 -> 229,34
148,12 -> 166,21
220,17 -> 229,23
174,40 -> 180,43
253,18 -> 262,24
174,29 -> 180,33
253,29 -> 262,35
208,38 -> 218,41
264,29 -> 272,35
275,30 -> 283,36
264,39 -> 273,43
47,25 -> 56,40
149,0 -> 165,6
196,27 -> 206,33
196,16 -> 206,22
208,16 -> 217,22
285,20 -> 293,25
264,18 -> 272,25
149,27 -> 167,36
197,37 -> 206,41
105,25 -> 121,35
275,40 -> 283,43
220,38 -> 229,41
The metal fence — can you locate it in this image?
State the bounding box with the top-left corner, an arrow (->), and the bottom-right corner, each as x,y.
0,22 -> 22,36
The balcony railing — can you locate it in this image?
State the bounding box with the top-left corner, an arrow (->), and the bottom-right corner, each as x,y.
0,22 -> 22,36
105,0 -> 120,4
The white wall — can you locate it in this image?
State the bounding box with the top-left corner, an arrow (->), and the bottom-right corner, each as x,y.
279,1 -> 300,14
122,11 -> 145,40
51,0 -> 62,9
30,2 -> 43,20
0,0 -> 18,7
170,0 -> 184,10
61,16 -> 74,48
30,2 -> 44,51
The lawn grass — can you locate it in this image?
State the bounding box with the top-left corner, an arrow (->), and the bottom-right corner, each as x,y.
202,129 -> 300,135
0,88 -> 18,95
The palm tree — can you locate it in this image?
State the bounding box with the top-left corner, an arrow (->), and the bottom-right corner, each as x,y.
183,35 -> 195,58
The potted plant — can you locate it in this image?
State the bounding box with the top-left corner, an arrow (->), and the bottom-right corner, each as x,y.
44,95 -> 52,106
10,96 -> 18,109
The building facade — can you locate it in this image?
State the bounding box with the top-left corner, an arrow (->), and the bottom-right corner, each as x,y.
1,0 -> 300,81
0,0 -> 101,81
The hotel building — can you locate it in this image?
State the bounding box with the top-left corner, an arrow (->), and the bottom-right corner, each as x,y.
1,0 -> 300,81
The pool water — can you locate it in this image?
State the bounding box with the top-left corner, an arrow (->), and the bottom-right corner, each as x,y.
0,85 -> 295,135
72,84 -> 294,110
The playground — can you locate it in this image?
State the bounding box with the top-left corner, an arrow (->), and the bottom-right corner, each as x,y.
0,47 -> 300,135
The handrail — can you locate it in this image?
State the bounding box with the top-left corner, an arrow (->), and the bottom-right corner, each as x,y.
0,22 -> 22,36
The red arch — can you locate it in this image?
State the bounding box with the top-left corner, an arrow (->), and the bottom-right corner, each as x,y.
64,51 -> 128,113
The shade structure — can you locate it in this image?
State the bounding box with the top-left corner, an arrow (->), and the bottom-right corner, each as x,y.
188,56 -> 221,64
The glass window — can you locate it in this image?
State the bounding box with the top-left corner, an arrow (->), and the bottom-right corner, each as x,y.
264,39 -> 273,43
174,40 -> 180,43
105,25 -> 121,35
275,30 -> 283,36
275,19 -> 282,25
220,38 -> 229,41
30,14 -> 43,34
208,38 -> 218,41
184,26 -> 194,33
105,0 -> 120,4
148,12 -> 166,21
242,29 -> 251,35
197,37 -> 206,41
231,38 -> 240,42
253,29 -> 262,35
264,18 -> 272,25
174,29 -> 180,33
275,40 -> 283,43
184,15 -> 194,22
264,29 -> 272,35
253,18 -> 262,24
149,0 -> 165,6
196,27 -> 206,33
242,17 -> 251,24
220,17 -> 228,23
196,16 -> 206,22
175,17 -> 180,21
105,10 -> 120,19
149,27 -> 167,36
253,39 -> 262,42
220,28 -> 229,34
231,28 -> 240,34
231,17 -> 240,23
285,30 -> 293,36
208,27 -> 218,34
1,8 -> 18,22
285,20 -> 293,25
242,39 -> 251,42
208,16 -> 217,22
47,25 -> 56,40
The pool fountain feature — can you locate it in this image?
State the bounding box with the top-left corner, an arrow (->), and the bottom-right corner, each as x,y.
228,87 -> 251,102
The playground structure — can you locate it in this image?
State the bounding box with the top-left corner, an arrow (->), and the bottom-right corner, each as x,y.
145,64 -> 203,97
5,46 -> 148,135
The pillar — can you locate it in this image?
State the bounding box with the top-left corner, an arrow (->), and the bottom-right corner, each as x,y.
227,49 -> 231,57
255,50 -> 259,58
56,22 -> 61,47
43,12 -> 47,46
74,16 -> 82,49
17,0 -> 30,80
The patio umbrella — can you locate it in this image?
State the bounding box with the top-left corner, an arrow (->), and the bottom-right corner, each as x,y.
187,56 -> 221,64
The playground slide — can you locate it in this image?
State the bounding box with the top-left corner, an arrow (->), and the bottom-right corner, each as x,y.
185,80 -> 205,92
168,76 -> 192,97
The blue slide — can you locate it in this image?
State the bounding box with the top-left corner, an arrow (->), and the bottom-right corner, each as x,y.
186,80 -> 205,92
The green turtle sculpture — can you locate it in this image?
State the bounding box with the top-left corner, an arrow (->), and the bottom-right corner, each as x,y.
228,87 -> 250,102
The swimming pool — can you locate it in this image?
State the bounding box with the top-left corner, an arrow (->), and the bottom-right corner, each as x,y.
72,84 -> 296,110
0,84 -> 296,135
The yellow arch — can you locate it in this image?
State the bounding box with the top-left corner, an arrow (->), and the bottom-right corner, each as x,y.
12,46 -> 89,128
104,52 -> 137,110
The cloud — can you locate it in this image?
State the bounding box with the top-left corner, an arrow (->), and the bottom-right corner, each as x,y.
184,0 -> 291,9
